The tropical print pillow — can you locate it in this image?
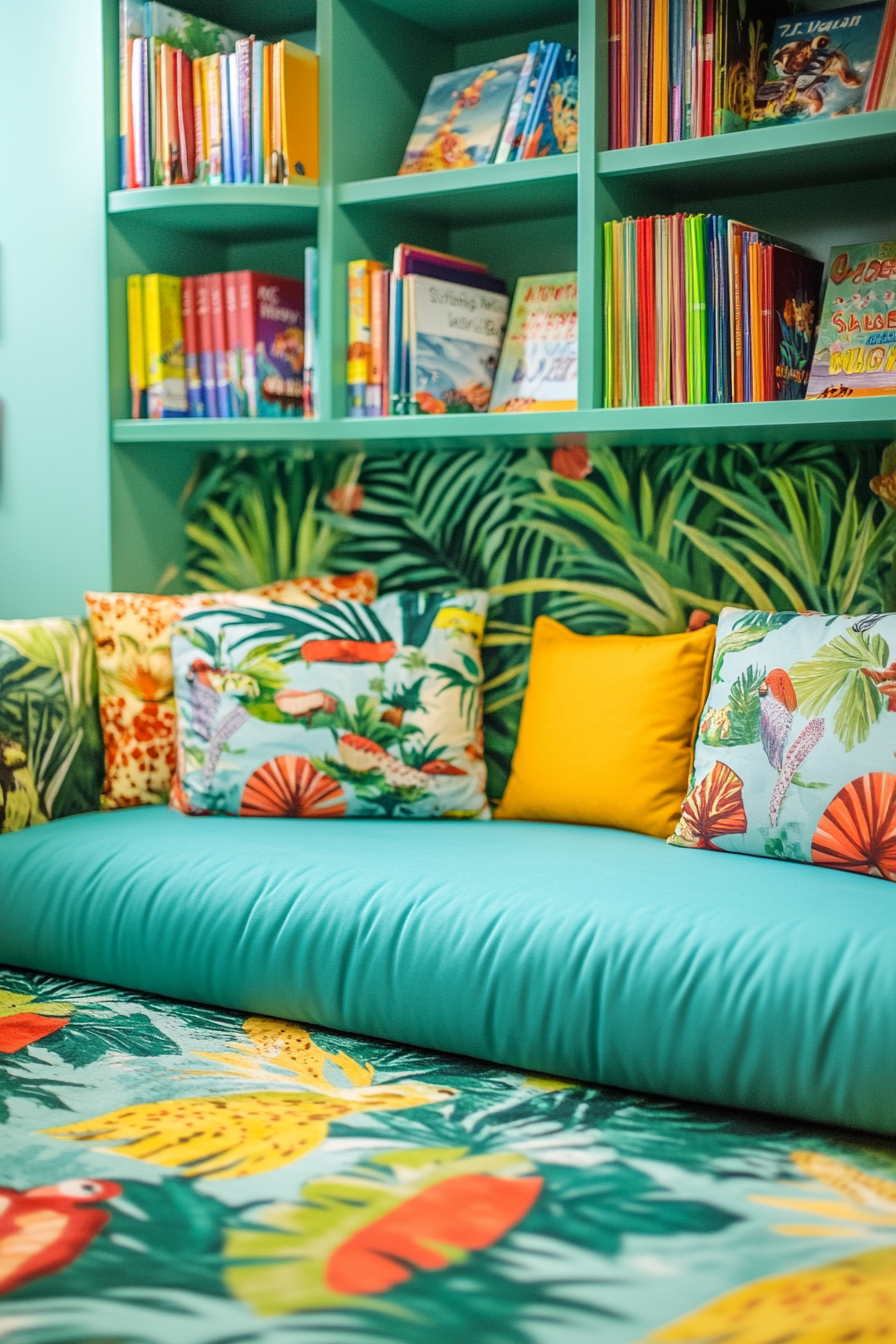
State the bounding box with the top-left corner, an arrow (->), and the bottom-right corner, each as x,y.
169,589 -> 488,819
670,607 -> 896,880
0,618 -> 103,834
85,573 -> 377,810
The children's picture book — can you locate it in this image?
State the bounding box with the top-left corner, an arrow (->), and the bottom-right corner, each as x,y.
398,55 -> 527,174
142,273 -> 188,418
126,274 -> 147,418
751,1 -> 886,124
767,247 -> 824,399
806,240 -> 896,398
713,0 -> 790,133
409,277 -> 509,413
521,46 -> 578,157
494,42 -> 540,163
240,272 -> 305,416
489,273 -> 578,412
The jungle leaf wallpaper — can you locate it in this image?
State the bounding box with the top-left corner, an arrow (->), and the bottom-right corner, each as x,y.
180,441 -> 896,799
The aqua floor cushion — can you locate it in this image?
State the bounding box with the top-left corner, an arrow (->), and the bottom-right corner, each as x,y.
1,806 -> 894,1135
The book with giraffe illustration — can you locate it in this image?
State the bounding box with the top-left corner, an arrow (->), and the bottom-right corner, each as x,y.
397,55 -> 527,174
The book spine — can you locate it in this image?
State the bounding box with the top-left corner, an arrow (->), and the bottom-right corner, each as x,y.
206,56 -> 223,184
181,276 -> 204,417
150,39 -> 163,184
120,4 -> 135,187
208,274 -> 232,418
368,266 -> 385,416
238,270 -> 257,417
271,42 -> 283,182
193,55 -> 207,182
867,0 -> 896,111
237,39 -> 252,184
144,274 -> 187,418
520,44 -> 560,158
175,51 -> 194,183
159,43 -> 173,185
228,52 -> 242,183
762,244 -> 774,402
127,274 -> 147,418
303,247 -> 318,418
251,41 -> 264,183
223,272 -> 244,416
131,40 -> 145,187
347,260 -> 371,417
388,272 -> 400,415
195,274 -> 217,416
262,43 -> 273,183
221,54 -> 233,183
495,44 -> 537,163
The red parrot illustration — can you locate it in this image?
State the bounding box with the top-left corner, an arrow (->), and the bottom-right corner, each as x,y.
759,668 -> 798,770
0,1178 -> 121,1295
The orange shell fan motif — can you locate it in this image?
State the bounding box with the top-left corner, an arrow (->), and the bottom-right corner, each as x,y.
811,773 -> 896,880
239,756 -> 347,819
673,762 -> 748,849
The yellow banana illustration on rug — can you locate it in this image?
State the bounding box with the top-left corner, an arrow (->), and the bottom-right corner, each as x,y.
43,1017 -> 456,1180
641,1151 -> 896,1342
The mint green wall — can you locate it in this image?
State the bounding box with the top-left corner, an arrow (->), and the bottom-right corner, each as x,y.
0,1 -> 111,619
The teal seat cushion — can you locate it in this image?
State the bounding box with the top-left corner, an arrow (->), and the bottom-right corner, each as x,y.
1,807 -> 894,1134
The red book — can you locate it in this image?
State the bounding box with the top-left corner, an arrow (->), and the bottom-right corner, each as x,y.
701,0 -> 715,139
125,37 -> 138,188
223,272 -> 243,416
175,49 -> 194,183
181,276 -> 203,417
208,273 -> 231,418
640,216 -> 657,406
195,274 -> 217,417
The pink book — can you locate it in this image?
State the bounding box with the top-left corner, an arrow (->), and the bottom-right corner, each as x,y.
195,274 -> 217,416
181,276 -> 204,416
223,272 -> 243,416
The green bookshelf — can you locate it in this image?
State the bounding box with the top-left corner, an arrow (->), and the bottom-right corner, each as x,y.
103,0 -> 896,591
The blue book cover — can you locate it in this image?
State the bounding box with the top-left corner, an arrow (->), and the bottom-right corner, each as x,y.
221,56 -> 233,183
516,43 -> 560,159
523,46 -> 577,157
251,40 -> 264,183
398,54 -> 527,174
752,0 -> 885,124
494,42 -> 539,164
509,41 -> 549,160
228,53 -> 243,183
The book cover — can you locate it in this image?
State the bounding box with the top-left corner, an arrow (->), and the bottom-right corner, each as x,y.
398,55 -> 527,174
516,44 -> 560,159
521,47 -> 578,157
208,273 -> 231,417
131,39 -> 150,187
303,246 -> 318,418
408,276 -> 508,414
144,274 -> 187,418
511,41 -> 550,157
280,41 -> 319,182
807,240 -> 896,397
714,0 -> 787,133
195,274 -> 216,415
494,43 -> 539,164
489,273 -> 578,412
181,275 -> 204,417
223,272 -> 244,416
752,1 -> 885,124
241,273 -> 305,417
767,246 -> 824,399
347,260 -> 373,417
127,274 -> 147,418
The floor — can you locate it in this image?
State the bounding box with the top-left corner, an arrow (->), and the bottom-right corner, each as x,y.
0,964 -> 893,1343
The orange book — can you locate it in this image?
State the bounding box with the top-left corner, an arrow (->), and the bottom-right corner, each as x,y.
193,56 -> 207,181
271,41 -> 283,180
748,240 -> 763,403
277,40 -> 319,183
262,42 -> 273,183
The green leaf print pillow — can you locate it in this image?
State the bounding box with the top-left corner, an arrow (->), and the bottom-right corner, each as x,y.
169,589 -> 489,819
0,618 -> 104,834
670,607 -> 896,880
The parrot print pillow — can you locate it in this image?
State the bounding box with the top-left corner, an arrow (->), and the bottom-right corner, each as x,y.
169,588 -> 489,820
670,606 -> 896,881
85,573 -> 377,811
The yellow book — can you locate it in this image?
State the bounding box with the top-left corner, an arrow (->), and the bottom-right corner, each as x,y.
262,42 -> 273,183
271,41 -> 283,182
127,275 -> 147,419
143,274 -> 187,420
748,241 -> 763,403
193,56 -> 208,182
205,56 -> 223,184
651,0 -> 669,144
279,40 -> 319,183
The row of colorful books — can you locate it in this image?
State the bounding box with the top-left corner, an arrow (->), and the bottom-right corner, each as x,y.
603,214 -> 823,406
119,2 -> 318,188
127,254 -> 318,419
609,0 -> 896,149
398,43 -> 578,175
347,249 -> 577,416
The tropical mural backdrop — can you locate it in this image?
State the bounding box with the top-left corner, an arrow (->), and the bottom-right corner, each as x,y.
178,441 -> 896,799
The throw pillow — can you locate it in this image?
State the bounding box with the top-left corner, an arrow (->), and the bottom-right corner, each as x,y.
0,618 -> 104,834
169,589 -> 488,819
496,616 -> 716,837
85,572 -> 377,809
670,607 -> 896,880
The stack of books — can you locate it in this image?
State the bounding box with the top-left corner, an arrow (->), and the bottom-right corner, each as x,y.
398,42 -> 578,174
119,2 -> 318,188
603,215 -> 823,406
347,251 -> 578,416
127,252 -> 318,419
609,0 -> 895,148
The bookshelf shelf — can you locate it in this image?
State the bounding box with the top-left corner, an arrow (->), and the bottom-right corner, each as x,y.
336,155 -> 578,224
108,184 -> 320,237
113,396 -> 896,451
598,109 -> 896,206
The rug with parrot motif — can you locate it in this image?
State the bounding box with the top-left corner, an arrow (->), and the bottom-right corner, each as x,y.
0,964 -> 894,1344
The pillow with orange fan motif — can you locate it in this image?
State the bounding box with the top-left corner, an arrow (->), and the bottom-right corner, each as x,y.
669,606 -> 896,882
85,572 -> 377,809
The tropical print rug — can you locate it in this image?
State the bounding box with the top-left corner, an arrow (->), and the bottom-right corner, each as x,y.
0,965 -> 894,1343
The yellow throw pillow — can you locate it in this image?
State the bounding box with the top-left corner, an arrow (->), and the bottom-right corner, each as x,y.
496,616 -> 716,838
